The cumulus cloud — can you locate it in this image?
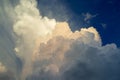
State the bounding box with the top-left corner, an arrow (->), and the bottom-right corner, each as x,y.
25,24 -> 120,80
13,0 -> 56,79
0,0 -> 120,80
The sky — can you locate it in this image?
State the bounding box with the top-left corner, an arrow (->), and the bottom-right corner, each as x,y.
37,0 -> 120,47
0,0 -> 120,80
65,0 -> 120,47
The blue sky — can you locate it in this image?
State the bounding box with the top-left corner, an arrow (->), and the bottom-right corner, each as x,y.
37,0 -> 120,47
65,0 -> 120,47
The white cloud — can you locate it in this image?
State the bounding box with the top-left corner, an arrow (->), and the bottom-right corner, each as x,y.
0,0 -> 120,80
13,0 -> 57,79
13,1 -> 101,78
12,0 -> 120,80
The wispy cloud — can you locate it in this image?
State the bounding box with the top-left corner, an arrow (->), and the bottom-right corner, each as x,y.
82,12 -> 98,23
101,23 -> 107,29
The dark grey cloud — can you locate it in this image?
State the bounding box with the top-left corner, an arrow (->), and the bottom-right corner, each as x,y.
62,41 -> 120,80
0,0 -> 22,79
0,71 -> 16,80
25,36 -> 120,80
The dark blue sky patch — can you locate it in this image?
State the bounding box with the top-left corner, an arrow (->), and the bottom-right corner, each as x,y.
37,0 -> 120,47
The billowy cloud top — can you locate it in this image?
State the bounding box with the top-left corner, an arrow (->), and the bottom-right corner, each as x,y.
0,0 -> 120,80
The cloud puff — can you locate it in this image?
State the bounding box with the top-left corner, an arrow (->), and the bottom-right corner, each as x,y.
0,62 -> 7,73
25,23 -> 120,80
13,0 -> 56,79
101,23 -> 107,29
82,12 -> 98,23
1,0 -> 120,80
12,0 -> 120,80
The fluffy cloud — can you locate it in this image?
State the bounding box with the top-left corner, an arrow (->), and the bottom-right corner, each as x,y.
0,0 -> 120,80
28,22 -> 120,80
25,25 -> 120,80
13,0 -> 56,79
